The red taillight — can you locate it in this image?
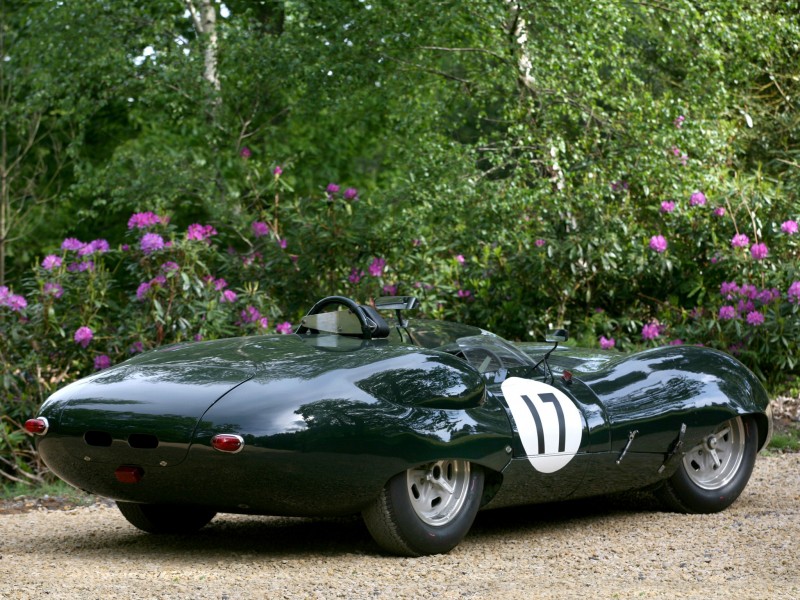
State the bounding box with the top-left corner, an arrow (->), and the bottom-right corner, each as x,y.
211,434 -> 245,454
115,466 -> 144,484
24,417 -> 49,435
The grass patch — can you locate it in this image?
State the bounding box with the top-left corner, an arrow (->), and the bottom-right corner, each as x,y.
769,427 -> 800,453
0,478 -> 96,505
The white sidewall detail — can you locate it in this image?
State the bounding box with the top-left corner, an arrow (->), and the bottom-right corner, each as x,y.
501,377 -> 583,473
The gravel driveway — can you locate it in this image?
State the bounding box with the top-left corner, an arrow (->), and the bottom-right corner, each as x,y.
2,453 -> 798,599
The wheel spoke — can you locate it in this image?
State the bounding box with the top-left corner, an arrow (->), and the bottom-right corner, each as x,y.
709,448 -> 721,468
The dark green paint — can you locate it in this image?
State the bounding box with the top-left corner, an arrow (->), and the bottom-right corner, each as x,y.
35,318 -> 770,516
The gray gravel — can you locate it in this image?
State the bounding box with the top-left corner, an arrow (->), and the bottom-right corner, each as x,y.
2,453 -> 798,599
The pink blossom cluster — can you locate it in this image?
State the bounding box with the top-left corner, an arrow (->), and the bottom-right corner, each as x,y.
73,326 -> 93,348
325,183 -> 359,201
599,335 -> 615,349
368,257 -> 386,277
275,321 -> 293,335
186,224 -> 218,242
0,286 -> 27,312
128,212 -> 168,229
239,305 -> 268,329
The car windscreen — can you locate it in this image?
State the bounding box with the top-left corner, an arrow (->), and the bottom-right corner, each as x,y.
454,335 -> 536,382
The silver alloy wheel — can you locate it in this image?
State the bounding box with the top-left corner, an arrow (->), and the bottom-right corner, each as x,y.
682,417 -> 746,490
406,460 -> 471,526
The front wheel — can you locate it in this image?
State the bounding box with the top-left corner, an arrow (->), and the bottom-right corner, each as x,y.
656,415 -> 757,513
116,502 -> 216,534
362,460 -> 484,556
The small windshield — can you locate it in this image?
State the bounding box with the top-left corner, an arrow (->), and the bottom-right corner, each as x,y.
455,336 -> 535,382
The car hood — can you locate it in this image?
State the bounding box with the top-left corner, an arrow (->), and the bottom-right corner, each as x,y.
514,343 -> 619,374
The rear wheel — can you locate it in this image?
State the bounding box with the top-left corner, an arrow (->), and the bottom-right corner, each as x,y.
657,415 -> 757,513
116,502 -> 216,534
362,459 -> 483,556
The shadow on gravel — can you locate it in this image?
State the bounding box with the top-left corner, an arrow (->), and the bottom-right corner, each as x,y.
39,491 -> 666,559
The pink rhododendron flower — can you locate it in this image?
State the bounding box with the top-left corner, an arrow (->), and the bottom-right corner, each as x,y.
599,336 -> 615,349
383,284 -> 398,295
277,238 -> 287,249
79,239 -> 110,256
720,281 -> 740,298
669,339 -> 684,346
67,260 -> 94,273
161,261 -> 180,272
660,201 -> 675,213
343,187 -> 359,201
731,234 -> 749,248
750,243 -> 769,260
273,165 -> 283,176
42,255 -> 62,270
61,238 -> 85,251
788,281 -> 800,303
252,221 -> 269,238
746,311 -> 765,326
5,293 -> 27,312
74,326 -> 93,348
130,341 -> 144,354
240,306 -> 261,324
740,283 -> 758,299
718,306 -> 736,320
649,235 -> 668,253
457,289 -> 473,299
221,290 -> 238,303
781,220 -> 798,235
456,255 -> 465,264
94,355 -> 111,370
240,147 -> 252,159
276,321 -> 293,335
128,212 -> 166,229
690,191 -> 706,206
44,283 -> 63,299
348,268 -> 364,284
674,115 -> 685,128
326,183 -> 340,197
186,224 -> 217,242
535,239 -> 546,247
641,323 -> 660,340
368,257 -> 386,277
140,233 -> 165,254
713,207 -> 726,217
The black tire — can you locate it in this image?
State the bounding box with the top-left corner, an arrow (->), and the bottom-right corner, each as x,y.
657,415 -> 757,513
116,502 -> 216,534
362,460 -> 484,556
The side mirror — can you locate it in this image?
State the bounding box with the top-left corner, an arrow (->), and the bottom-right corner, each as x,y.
545,329 -> 569,343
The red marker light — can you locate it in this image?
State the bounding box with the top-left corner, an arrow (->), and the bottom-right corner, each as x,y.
211,434 -> 245,454
115,465 -> 144,484
24,417 -> 49,435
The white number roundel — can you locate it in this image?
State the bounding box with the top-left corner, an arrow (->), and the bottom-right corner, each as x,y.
501,377 -> 583,473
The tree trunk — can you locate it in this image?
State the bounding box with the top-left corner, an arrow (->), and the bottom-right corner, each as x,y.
185,0 -> 220,92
